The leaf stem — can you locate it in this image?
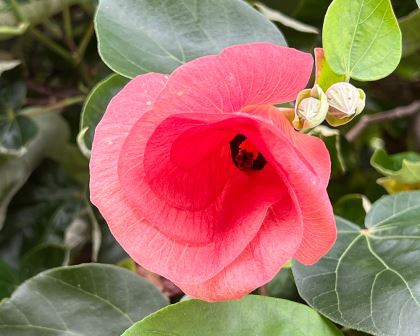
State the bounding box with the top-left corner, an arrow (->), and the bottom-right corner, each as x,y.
9,0 -> 25,22
9,0 -> 75,65
75,22 -> 94,63
0,22 -> 29,35
29,27 -> 75,64
63,3 -> 76,51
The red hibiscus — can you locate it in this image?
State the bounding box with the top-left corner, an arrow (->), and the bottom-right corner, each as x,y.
90,43 -> 336,301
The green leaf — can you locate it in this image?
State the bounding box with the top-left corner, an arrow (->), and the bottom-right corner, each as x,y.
371,148 -> 420,193
399,10 -> 420,57
0,160 -> 85,268
95,0 -> 287,78
323,0 -> 402,81
20,244 -> 66,279
395,52 -> 420,80
371,148 -> 420,183
0,114 -> 38,152
0,79 -> 25,110
0,263 -> 168,335
333,193 -> 371,226
0,261 -> 18,299
293,191 -> 420,336
267,267 -> 299,301
117,258 -> 137,272
0,113 -> 69,230
122,296 -> 342,336
79,73 -> 129,155
0,79 -> 38,154
97,219 -> 128,264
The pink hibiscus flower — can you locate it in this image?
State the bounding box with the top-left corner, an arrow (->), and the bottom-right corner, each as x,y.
90,43 -> 336,301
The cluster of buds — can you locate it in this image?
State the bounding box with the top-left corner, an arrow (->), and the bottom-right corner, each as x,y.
293,82 -> 365,131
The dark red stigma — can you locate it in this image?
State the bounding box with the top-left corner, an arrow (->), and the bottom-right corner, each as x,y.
229,134 -> 267,171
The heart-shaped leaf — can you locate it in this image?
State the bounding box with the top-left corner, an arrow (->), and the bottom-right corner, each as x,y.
122,295 -> 342,336
0,263 -> 168,336
78,73 -> 129,156
95,0 -> 287,78
293,191 -> 420,336
323,0 -> 401,81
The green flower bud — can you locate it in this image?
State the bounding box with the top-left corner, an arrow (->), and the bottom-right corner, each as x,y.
325,82 -> 366,127
293,85 -> 328,131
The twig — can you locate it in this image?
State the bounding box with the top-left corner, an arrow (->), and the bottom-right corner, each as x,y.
75,22 -> 94,63
29,27 -> 75,64
22,95 -> 85,116
63,3 -> 76,51
26,80 -> 80,99
9,0 -> 75,65
346,100 -> 420,142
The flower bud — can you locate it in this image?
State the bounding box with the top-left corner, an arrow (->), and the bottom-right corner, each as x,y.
293,85 -> 328,131
325,82 -> 365,126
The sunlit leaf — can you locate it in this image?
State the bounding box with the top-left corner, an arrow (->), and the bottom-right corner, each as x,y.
123,296 -> 342,336
323,0 -> 401,81
371,148 -> 420,193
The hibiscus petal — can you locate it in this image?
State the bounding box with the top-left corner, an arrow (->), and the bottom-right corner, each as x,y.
245,104 -> 331,187
91,74 -> 250,284
153,43 -> 313,115
246,105 -> 336,264
175,194 -> 302,301
118,112 -> 290,283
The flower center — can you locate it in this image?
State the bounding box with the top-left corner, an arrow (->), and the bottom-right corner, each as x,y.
229,134 -> 267,171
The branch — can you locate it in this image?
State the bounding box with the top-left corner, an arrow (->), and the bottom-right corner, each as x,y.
345,100 -> 420,142
22,95 -> 85,116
